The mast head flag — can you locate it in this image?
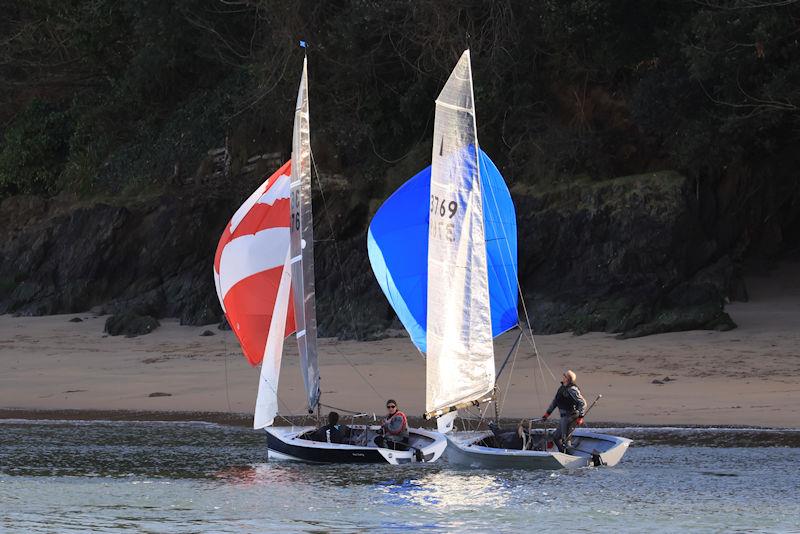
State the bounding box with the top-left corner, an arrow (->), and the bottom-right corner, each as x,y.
213,162 -> 296,366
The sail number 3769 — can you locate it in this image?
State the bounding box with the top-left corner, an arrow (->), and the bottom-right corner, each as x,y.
430,195 -> 457,219
430,195 -> 458,242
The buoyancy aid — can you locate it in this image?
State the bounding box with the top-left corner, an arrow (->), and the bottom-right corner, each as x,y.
384,410 -> 409,437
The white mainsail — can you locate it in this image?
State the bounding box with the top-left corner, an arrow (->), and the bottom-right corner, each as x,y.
290,57 -> 321,413
426,50 -> 495,418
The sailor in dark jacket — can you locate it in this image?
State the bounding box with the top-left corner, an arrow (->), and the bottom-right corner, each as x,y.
542,370 -> 587,453
314,411 -> 350,444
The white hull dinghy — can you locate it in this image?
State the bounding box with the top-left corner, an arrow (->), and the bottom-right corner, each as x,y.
444,428 -> 631,469
266,425 -> 447,465
214,49 -> 442,464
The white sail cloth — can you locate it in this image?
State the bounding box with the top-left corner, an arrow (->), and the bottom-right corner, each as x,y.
254,249 -> 293,428
426,50 -> 495,416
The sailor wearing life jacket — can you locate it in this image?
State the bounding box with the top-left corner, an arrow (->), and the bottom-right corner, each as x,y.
542,370 -> 587,453
376,399 -> 409,450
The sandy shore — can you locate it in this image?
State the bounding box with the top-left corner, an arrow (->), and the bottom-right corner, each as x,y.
1,263 -> 798,428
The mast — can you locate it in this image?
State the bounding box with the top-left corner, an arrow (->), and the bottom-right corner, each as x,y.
290,55 -> 321,413
425,50 -> 495,420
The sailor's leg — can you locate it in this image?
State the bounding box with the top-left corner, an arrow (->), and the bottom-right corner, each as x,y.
556,416 -> 571,452
552,420 -> 563,452
564,416 -> 578,449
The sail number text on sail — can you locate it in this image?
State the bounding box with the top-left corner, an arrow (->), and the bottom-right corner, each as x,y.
430,195 -> 458,242
291,190 -> 301,230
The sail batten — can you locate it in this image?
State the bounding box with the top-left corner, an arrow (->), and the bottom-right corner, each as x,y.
290,56 -> 321,413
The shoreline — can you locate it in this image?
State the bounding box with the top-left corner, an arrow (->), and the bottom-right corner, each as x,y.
1,408 -> 798,432
2,263 -> 798,429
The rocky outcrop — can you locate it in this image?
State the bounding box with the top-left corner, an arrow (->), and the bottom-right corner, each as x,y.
0,191 -> 228,326
104,313 -> 160,337
0,170 -> 741,338
514,171 -> 738,335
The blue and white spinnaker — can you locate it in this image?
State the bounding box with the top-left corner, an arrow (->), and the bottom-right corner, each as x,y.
367,148 -> 518,355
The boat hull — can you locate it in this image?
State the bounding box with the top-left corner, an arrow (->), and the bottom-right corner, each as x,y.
265,425 -> 447,465
444,428 -> 631,469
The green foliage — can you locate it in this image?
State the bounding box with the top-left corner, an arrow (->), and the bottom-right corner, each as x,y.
0,101 -> 72,197
0,0 -> 798,240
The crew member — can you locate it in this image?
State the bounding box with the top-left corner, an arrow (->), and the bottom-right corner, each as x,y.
314,411 -> 350,444
375,399 -> 409,450
542,370 -> 586,452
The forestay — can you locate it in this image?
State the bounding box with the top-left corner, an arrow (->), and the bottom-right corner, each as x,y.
290,57 -> 321,413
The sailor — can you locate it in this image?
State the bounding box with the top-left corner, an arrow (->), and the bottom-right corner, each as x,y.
487,421 -> 527,450
542,370 -> 586,453
314,411 -> 350,444
375,399 -> 410,450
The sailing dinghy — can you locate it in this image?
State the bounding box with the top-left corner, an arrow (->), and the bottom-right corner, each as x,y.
368,50 -> 630,469
213,55 -> 446,465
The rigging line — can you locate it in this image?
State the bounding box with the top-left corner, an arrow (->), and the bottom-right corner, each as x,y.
309,148 -> 384,403
319,402 -> 368,415
257,361 -> 299,421
478,151 -> 544,367
221,312 -> 298,421
223,336 -> 233,413
497,333 -> 522,419
477,397 -> 493,427
329,343 -> 384,402
495,329 -> 523,381
543,355 -> 558,382
276,414 -> 295,427
531,335 -> 558,383
534,341 -> 548,413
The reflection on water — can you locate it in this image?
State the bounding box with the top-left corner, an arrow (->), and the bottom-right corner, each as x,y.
1,420 -> 799,533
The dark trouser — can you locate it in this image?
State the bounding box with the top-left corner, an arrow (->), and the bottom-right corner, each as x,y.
552,415 -> 577,453
374,435 -> 410,451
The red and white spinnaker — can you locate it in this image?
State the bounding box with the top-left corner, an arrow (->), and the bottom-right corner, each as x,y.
214,162 -> 296,427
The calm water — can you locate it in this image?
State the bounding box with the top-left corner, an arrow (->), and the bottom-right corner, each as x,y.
1,420 -> 799,533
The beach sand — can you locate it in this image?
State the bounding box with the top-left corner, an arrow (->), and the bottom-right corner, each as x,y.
1,263 -> 798,428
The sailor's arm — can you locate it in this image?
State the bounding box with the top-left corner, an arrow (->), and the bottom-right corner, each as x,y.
545,395 -> 558,417
385,414 -> 403,435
